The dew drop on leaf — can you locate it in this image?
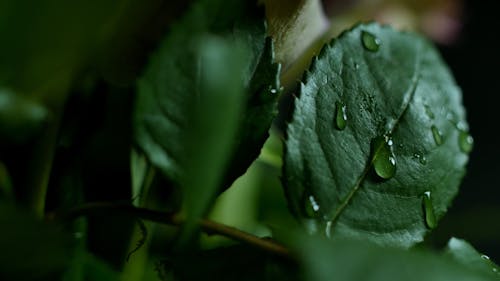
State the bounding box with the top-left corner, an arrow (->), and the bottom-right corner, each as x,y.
422,191 -> 437,229
424,104 -> 435,119
334,100 -> 348,130
304,193 -> 321,218
431,125 -> 443,145
371,135 -> 396,179
458,130 -> 473,153
412,153 -> 427,165
361,31 -> 381,52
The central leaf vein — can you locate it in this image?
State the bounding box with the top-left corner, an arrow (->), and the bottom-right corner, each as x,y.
327,41 -> 422,226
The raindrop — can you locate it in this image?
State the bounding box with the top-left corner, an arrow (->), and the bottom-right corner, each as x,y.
371,135 -> 396,179
422,191 -> 437,229
424,104 -> 435,119
431,125 -> 443,145
361,31 -> 381,52
458,130 -> 474,153
335,101 -> 348,130
304,193 -> 321,218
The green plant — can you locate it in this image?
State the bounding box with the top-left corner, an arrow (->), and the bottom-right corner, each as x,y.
0,0 -> 497,280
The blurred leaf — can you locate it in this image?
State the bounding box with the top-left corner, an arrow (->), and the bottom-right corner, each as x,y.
294,236 -> 498,281
160,245 -> 299,281
0,161 -> 13,199
64,251 -> 121,281
0,88 -> 49,144
0,202 -> 73,281
133,0 -> 280,225
134,0 -> 280,189
283,23 -> 469,247
0,0 -> 118,96
444,237 -> 500,277
179,36 -> 246,238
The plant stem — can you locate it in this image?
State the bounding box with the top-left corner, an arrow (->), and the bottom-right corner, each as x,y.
50,202 -> 292,259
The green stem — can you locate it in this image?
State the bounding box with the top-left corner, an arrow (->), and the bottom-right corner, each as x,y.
50,202 -> 292,259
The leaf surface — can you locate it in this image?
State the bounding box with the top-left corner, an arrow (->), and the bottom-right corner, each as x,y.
444,238 -> 500,277
283,23 -> 470,247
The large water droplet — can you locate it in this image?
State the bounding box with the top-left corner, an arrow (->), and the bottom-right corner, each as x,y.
431,125 -> 443,145
422,191 -> 437,229
361,31 -> 381,52
458,130 -> 473,153
335,101 -> 347,130
304,193 -> 321,218
371,135 -> 396,179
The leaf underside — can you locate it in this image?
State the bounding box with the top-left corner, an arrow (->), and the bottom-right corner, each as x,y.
283,22 -> 470,247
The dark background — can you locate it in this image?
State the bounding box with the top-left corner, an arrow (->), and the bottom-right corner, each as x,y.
438,0 -> 500,260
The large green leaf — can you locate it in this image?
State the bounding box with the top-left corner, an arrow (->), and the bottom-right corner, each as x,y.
283,22 -> 470,247
444,238 -> 500,277
294,236 -> 498,281
133,0 -> 280,192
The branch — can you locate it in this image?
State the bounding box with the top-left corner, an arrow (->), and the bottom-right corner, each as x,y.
49,202 -> 291,259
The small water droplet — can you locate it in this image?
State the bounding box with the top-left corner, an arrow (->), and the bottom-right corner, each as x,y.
422,191 -> 437,229
270,88 -> 278,94
304,194 -> 321,218
354,63 -> 360,69
325,221 -> 332,238
412,153 -> 427,165
371,135 -> 396,179
335,101 -> 348,130
424,104 -> 435,119
458,130 -> 473,153
361,31 -> 381,52
481,255 -> 491,261
431,125 -> 443,145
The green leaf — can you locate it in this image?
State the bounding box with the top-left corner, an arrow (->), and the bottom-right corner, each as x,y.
133,0 -> 280,195
64,251 -> 122,281
0,88 -> 49,144
294,236 -> 498,281
444,238 -> 500,277
283,23 -> 469,247
0,202 -> 73,281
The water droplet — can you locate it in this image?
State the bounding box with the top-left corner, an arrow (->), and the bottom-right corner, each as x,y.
354,63 -> 360,69
304,194 -> 321,218
361,31 -> 381,52
431,125 -> 443,145
335,101 -> 348,130
371,135 -> 396,179
270,88 -> 278,94
481,255 -> 491,261
412,153 -> 427,165
325,221 -> 332,238
458,130 -> 473,153
422,191 -> 437,229
424,104 -> 435,119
